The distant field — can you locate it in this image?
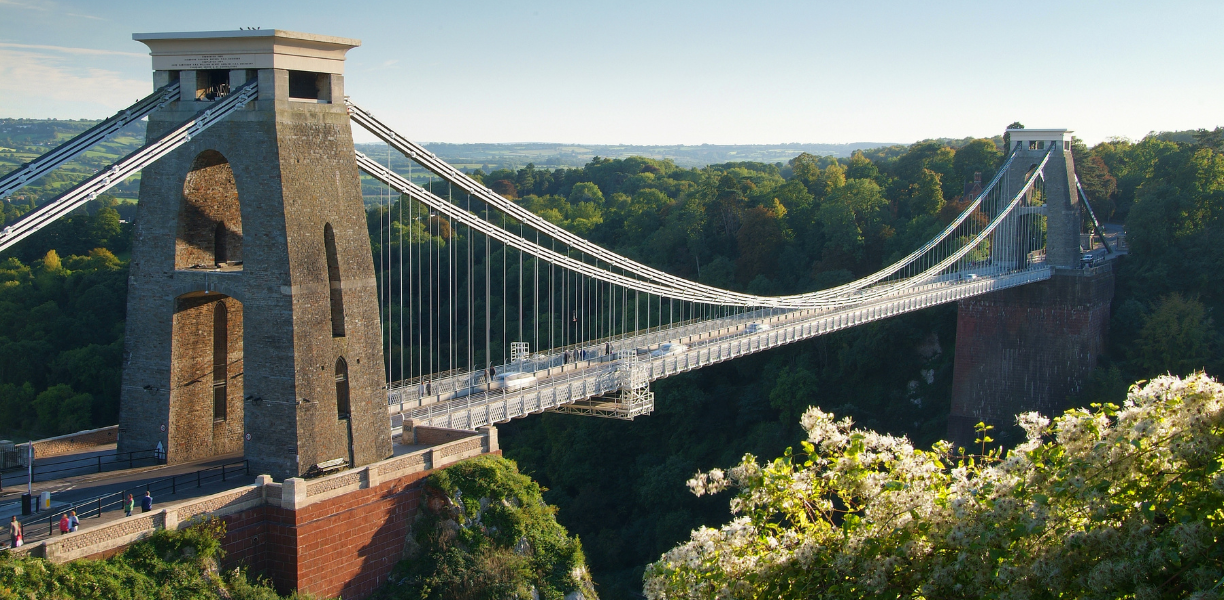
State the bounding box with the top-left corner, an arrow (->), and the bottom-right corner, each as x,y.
0,119 -> 146,207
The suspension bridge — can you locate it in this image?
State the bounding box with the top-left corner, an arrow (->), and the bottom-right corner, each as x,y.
0,29 -> 1116,481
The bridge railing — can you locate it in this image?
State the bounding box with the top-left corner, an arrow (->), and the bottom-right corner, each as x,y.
0,449 -> 165,487
386,304 -> 790,411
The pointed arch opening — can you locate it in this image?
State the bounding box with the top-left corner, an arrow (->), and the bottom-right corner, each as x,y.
324,223 -> 345,337
168,292 -> 243,463
178,150 -> 242,270
335,357 -> 350,419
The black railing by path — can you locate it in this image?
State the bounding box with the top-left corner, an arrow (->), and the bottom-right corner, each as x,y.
11,459 -> 248,545
0,449 -> 165,489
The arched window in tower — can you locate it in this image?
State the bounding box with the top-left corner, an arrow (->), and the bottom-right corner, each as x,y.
214,222 -> 227,265
212,302 -> 228,421
178,150 -> 242,270
335,357 -> 350,419
324,223 -> 345,337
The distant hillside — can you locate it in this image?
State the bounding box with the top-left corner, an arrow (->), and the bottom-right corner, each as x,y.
0,118 -> 147,207
2,116 -> 1205,211
357,141 -> 898,171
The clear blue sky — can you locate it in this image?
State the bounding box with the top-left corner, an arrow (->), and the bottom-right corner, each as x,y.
1,0 -> 1220,146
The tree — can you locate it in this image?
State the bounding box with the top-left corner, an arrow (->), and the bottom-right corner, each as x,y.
844,151 -> 880,182
1002,121 -> 1024,152
646,373 -> 1224,600
41,249 -> 61,272
1072,138 -> 1119,220
735,200 -> 790,284
568,182 -> 605,206
810,163 -> 846,201
907,169 -> 945,217
31,384 -> 92,435
1194,126 -> 1224,153
1132,294 -> 1216,376
491,179 -> 518,199
951,138 -> 1002,189
375,455 -> 596,600
789,153 -> 824,190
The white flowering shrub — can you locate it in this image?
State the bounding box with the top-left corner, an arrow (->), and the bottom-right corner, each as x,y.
644,373 -> 1224,600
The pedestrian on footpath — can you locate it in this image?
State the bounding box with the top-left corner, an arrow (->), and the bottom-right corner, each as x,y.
9,516 -> 21,549
141,491 -> 153,513
124,494 -> 135,517
68,511 -> 79,532
59,513 -> 70,535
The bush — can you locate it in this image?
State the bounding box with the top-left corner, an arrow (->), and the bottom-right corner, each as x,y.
646,373 -> 1224,599
375,455 -> 596,600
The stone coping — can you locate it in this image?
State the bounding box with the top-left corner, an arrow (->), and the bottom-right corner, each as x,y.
16,426 -> 120,464
284,426 -> 494,509
8,426 -> 496,563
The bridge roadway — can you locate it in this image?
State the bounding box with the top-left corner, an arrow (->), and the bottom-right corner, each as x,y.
392,265 -> 1054,430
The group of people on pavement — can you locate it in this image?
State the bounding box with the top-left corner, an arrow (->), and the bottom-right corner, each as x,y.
7,490 -> 155,549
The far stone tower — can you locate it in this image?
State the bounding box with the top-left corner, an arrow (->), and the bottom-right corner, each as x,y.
948,129 -> 1114,448
118,30 -> 392,479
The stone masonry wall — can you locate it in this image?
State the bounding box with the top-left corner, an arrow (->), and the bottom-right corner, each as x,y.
16,426 -> 119,465
120,69 -> 391,479
413,425 -> 481,446
948,266 -> 1114,447
274,111 -> 392,474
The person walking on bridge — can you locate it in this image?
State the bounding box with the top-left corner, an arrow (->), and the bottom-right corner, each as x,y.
9,516 -> 22,548
141,491 -> 153,513
67,511 -> 79,532
124,494 -> 135,517
58,513 -> 70,535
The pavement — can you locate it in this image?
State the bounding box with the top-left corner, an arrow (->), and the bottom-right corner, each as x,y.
0,449 -> 252,544
0,443 -> 164,489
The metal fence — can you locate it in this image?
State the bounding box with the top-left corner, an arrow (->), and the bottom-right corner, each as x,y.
0,449 -> 164,489
14,459 -> 248,544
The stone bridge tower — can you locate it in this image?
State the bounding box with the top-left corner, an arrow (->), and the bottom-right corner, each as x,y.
948,129 -> 1114,447
118,30 -> 392,479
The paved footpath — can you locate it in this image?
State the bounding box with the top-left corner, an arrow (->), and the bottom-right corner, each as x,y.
1,450 -> 253,545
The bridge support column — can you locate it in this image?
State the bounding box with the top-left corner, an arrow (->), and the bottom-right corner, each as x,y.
948,266 -> 1113,448
119,30 -> 392,480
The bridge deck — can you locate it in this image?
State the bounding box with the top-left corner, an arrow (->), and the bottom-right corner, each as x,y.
393,266 -> 1052,430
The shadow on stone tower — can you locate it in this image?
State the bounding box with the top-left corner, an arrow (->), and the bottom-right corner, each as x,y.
947,129 -> 1114,448
117,30 -> 392,479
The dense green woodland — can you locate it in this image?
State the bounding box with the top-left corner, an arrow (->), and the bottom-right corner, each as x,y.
1,122 -> 1222,598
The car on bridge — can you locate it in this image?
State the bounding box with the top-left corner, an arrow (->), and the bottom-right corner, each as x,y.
650,343 -> 688,358
493,371 -> 538,390
746,322 -> 771,333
